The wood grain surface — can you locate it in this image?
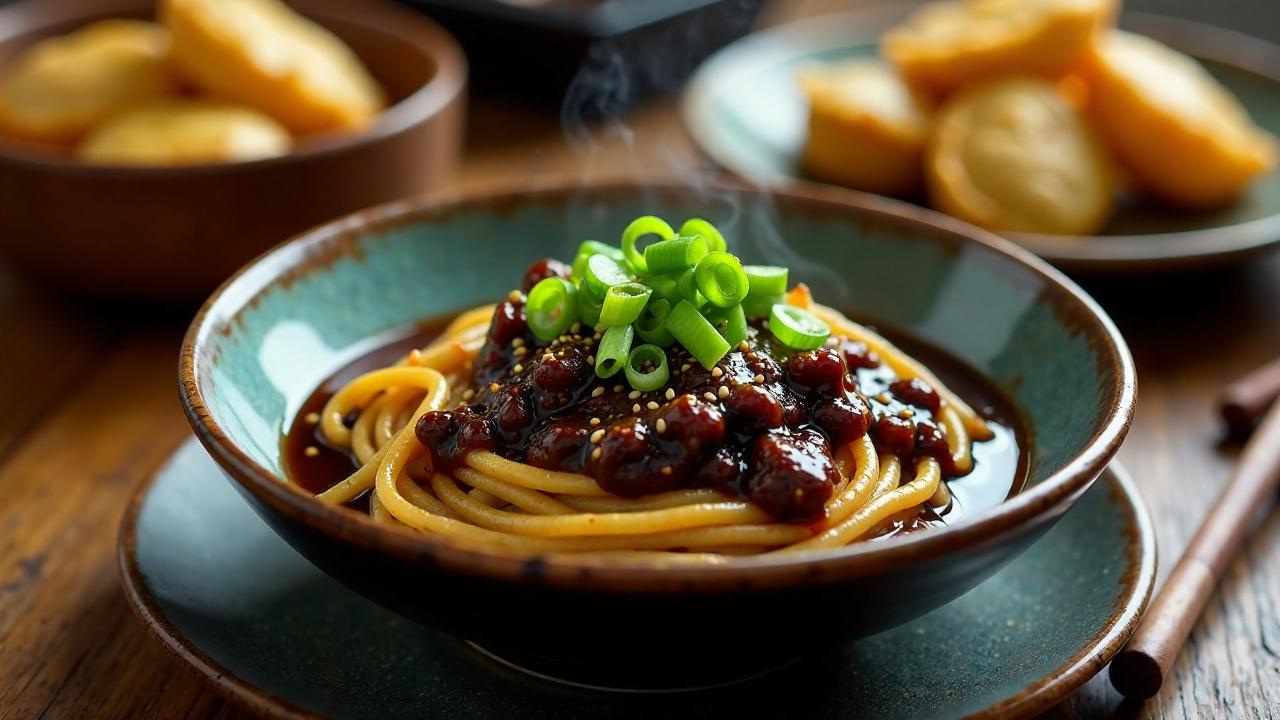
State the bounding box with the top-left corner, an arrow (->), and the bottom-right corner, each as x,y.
3,3 -> 1280,719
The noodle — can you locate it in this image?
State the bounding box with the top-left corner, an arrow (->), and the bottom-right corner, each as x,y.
307,301 -> 992,561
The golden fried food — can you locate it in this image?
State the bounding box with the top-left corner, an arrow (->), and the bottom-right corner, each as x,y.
0,20 -> 175,144
77,101 -> 290,166
160,0 -> 386,134
798,60 -> 931,196
927,78 -> 1114,235
882,0 -> 1115,96
1080,31 -> 1277,208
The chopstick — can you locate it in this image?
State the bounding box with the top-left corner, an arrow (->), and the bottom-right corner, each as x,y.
1221,355 -> 1280,437
1109,361 -> 1280,700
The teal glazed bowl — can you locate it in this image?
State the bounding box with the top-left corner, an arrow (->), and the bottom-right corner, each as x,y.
180,179 -> 1135,673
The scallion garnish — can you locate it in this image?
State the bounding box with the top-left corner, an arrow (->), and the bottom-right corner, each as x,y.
742,292 -> 784,319
666,299 -> 730,369
625,344 -> 670,392
621,216 -> 675,275
526,278 -> 578,341
595,324 -> 634,378
679,218 -> 727,253
635,298 -> 675,346
707,304 -> 748,348
643,236 -> 708,275
584,253 -> 632,299
571,240 -> 625,280
516,216 -> 808,390
600,282 -> 652,327
694,252 -> 750,308
768,304 -> 830,350
743,265 -> 788,296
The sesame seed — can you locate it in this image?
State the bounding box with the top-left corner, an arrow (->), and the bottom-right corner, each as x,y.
656,418 -> 667,433
543,353 -> 555,362
461,388 -> 475,401
590,417 -> 601,426
511,338 -> 525,348
304,412 -> 320,424
514,347 -> 527,357
594,332 -> 603,340
591,447 -> 602,460
703,392 -> 716,402
877,393 -> 891,404
507,290 -> 522,302
489,382 -> 501,392
584,338 -> 595,347
647,401 -> 659,410
711,367 -> 723,378
592,387 -> 605,398
587,355 -> 595,365
681,363 -> 691,372
304,446 -> 319,457
512,363 -> 524,374
665,388 -> 675,400
632,403 -> 642,413
738,341 -> 750,352
754,374 -> 765,384
557,351 -> 565,357
899,409 -> 914,419
407,349 -> 424,365
825,337 -> 838,348
571,322 -> 582,334
628,390 -> 641,400
590,429 -> 605,443
614,384 -> 623,393
660,466 -> 673,476
718,386 -> 730,399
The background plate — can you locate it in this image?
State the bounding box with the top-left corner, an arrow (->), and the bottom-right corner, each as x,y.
682,6 -> 1280,273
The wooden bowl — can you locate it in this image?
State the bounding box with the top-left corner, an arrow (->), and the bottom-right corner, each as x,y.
0,0 -> 466,299
179,178 -> 1137,677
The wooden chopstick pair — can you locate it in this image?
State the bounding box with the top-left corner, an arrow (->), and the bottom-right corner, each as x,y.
1109,356 -> 1280,699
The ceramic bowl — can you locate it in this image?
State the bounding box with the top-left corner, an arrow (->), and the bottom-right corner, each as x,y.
180,179 -> 1136,668
0,0 -> 466,299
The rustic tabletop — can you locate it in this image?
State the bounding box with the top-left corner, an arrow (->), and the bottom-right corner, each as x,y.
3,3 -> 1280,719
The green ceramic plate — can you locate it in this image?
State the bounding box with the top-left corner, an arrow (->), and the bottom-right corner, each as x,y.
682,7 -> 1280,273
120,439 -> 1155,720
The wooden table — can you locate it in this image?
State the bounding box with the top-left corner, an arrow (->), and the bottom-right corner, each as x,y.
4,23 -> 1280,720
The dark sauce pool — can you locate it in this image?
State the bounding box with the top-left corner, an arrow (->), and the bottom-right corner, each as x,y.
284,312 -> 1028,538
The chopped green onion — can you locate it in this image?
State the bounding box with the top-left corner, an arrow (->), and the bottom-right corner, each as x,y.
743,265 -> 788,296
621,216 -> 675,275
577,286 -> 604,327
600,283 -> 652,326
769,304 -> 830,350
675,269 -> 705,307
596,325 -> 634,378
742,292 -> 784,319
649,275 -> 680,305
526,278 -> 578,341
584,253 -> 632,298
625,344 -> 670,392
635,298 -> 675,346
707,304 -> 748,348
694,252 -> 750,308
666,300 -> 730,369
643,236 -> 708,275
679,218 -> 726,253
571,240 -> 624,279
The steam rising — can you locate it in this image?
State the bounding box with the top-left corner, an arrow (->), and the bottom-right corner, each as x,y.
556,0 -> 852,307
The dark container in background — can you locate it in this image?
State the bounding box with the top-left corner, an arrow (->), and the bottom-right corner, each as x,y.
396,0 -> 766,117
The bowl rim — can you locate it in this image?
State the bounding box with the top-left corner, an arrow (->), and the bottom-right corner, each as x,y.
0,0 -> 467,175
180,176 -> 1137,592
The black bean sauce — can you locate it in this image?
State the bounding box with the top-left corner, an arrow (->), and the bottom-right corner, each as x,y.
285,262 -> 1027,531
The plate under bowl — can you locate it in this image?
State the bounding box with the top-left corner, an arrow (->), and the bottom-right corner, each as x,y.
119,439 -> 1156,719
